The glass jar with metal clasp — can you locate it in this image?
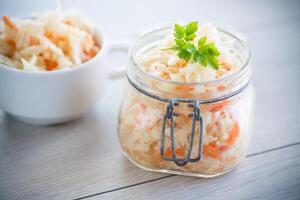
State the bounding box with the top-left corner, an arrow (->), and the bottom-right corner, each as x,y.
118,27 -> 254,177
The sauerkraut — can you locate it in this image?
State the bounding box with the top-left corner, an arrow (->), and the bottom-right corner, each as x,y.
137,22 -> 239,83
0,10 -> 100,71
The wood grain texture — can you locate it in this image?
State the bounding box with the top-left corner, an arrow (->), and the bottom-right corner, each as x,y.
0,79 -> 166,200
0,0 -> 299,199
88,144 -> 300,200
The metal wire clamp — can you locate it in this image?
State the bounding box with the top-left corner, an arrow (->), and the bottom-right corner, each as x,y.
160,99 -> 204,166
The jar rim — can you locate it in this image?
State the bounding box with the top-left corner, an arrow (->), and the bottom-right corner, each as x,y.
128,26 -> 251,86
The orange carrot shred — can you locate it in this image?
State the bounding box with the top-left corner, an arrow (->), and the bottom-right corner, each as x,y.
217,85 -> 226,91
174,60 -> 188,68
203,122 -> 239,160
225,122 -> 240,145
3,16 -> 17,30
165,147 -> 185,157
175,147 -> 185,157
175,85 -> 194,91
218,145 -> 229,152
44,60 -> 58,71
30,37 -> 40,46
209,100 -> 230,112
5,40 -> 16,48
203,144 -> 222,160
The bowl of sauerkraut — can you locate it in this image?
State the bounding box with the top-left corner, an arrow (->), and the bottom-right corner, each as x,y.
0,10 -> 107,125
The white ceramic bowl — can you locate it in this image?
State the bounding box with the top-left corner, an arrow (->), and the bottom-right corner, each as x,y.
0,30 -> 107,125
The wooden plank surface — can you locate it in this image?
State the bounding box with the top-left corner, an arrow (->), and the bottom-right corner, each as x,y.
95,143 -> 300,200
0,0 -> 300,199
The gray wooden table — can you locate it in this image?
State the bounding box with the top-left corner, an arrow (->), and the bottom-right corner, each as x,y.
0,0 -> 300,199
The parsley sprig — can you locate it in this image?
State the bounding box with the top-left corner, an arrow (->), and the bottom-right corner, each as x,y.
170,21 -> 220,70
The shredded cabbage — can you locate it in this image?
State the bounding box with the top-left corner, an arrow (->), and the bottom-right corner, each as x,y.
0,10 -> 100,71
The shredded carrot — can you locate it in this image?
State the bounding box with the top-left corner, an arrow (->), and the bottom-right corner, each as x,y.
203,143 -> 222,160
209,100 -> 230,112
165,147 -> 185,157
218,145 -> 229,152
203,141 -> 229,160
203,122 -> 239,160
208,141 -> 218,149
225,122 -> 240,145
175,147 -> 185,157
3,16 -> 17,30
174,60 -> 188,68
82,46 -> 98,62
44,31 -> 53,39
216,70 -> 225,77
30,37 -> 40,46
165,148 -> 172,157
88,47 -> 98,57
220,62 -> 232,71
53,35 -> 67,45
217,85 -> 226,91
5,40 -> 16,48
161,72 -> 171,80
44,60 -> 58,71
175,85 -> 194,91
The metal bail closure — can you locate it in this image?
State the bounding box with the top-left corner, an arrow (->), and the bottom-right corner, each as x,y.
160,98 -> 204,167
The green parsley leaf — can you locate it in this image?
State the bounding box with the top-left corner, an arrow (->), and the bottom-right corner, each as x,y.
169,21 -> 221,70
208,56 -> 219,69
186,21 -> 198,34
178,49 -> 191,60
174,24 -> 185,39
200,55 -> 208,66
185,33 -> 196,41
175,39 -> 185,47
197,36 -> 207,48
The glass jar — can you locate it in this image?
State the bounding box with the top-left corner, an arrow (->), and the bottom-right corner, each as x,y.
118,27 -> 254,177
